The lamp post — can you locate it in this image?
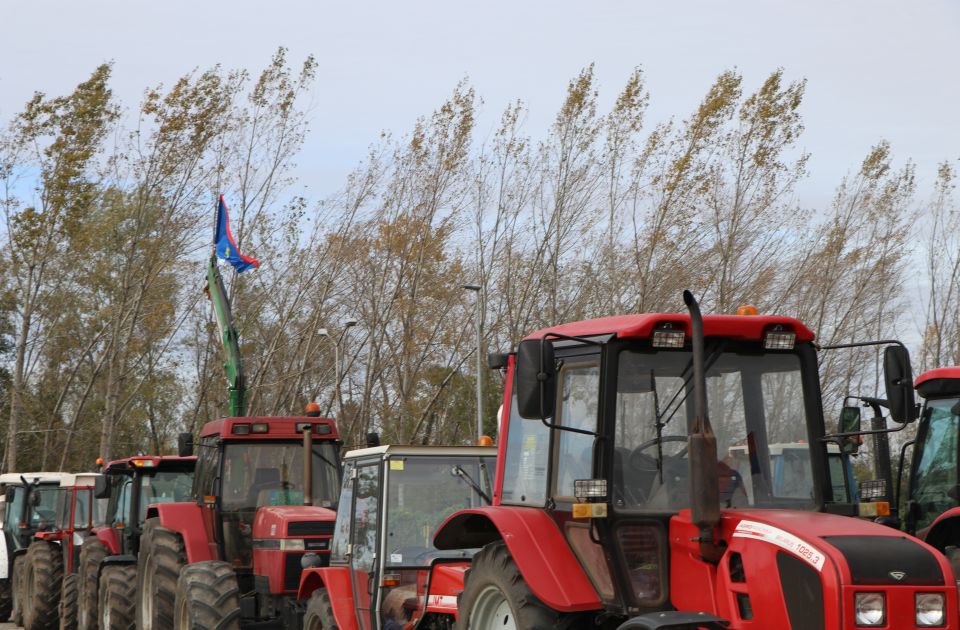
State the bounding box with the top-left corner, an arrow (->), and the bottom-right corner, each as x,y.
318,320 -> 357,422
463,284 -> 483,442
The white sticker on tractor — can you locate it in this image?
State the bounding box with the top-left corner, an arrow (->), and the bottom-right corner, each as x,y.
732,519 -> 825,572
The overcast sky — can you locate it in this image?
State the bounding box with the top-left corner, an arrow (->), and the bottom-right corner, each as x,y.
2,0 -> 958,208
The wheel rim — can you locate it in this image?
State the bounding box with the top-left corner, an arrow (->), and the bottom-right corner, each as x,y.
470,585 -> 517,630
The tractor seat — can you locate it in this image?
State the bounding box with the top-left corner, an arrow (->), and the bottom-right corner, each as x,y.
247,468 -> 283,506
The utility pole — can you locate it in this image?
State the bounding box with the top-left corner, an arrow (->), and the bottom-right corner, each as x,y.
318,320 -> 357,422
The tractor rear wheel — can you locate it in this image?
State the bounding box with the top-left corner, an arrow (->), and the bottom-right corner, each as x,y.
136,518 -> 184,630
173,561 -> 240,630
22,540 -> 64,630
77,539 -> 108,630
0,576 -> 12,619
302,589 -> 339,629
99,564 -> 136,630
457,541 -> 570,630
60,573 -> 79,630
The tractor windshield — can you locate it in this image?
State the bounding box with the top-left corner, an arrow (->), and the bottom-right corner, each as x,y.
911,397 -> 959,531
384,455 -> 494,567
3,484 -> 60,547
221,441 -> 341,511
612,345 -> 817,511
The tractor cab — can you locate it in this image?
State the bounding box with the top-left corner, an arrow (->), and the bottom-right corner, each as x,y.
298,444 -> 496,630
433,295 -> 958,629
903,368 -> 960,558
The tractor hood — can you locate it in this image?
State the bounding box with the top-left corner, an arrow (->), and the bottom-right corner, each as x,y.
668,509 -> 959,629
253,505 -> 336,539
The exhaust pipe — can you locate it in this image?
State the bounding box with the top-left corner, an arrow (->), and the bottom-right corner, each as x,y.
303,426 -> 313,507
683,290 -> 722,562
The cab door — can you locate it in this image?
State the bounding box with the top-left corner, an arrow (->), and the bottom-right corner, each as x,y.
349,462 -> 383,630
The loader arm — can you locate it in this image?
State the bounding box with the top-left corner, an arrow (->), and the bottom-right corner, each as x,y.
207,254 -> 246,417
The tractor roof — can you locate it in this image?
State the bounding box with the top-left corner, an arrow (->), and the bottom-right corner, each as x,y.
523,313 -> 815,343
201,416 -> 339,440
345,444 -> 497,461
103,455 -> 196,473
915,367 -> 960,398
0,472 -> 75,486
57,473 -> 100,487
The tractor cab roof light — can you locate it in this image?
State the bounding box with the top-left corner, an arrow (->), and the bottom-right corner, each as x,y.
233,423 -> 251,435
652,323 -> 685,348
251,423 -> 269,434
763,325 -> 796,350
131,458 -> 156,468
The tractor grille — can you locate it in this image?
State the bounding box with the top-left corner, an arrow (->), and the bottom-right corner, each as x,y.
287,521 -> 335,536
283,551 -> 330,591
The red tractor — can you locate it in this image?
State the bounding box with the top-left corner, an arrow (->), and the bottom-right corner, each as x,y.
18,473 -> 102,630
76,452 -> 196,630
135,414 -> 342,629
430,292 -> 958,629
296,443 -> 497,629
890,367 -> 960,578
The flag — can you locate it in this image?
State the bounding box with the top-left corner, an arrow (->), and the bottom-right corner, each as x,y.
215,195 -> 260,273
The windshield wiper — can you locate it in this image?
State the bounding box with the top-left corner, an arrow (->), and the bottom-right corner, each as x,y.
452,465 -> 492,504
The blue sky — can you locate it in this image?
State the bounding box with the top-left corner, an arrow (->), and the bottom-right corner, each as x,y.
2,0 -> 958,209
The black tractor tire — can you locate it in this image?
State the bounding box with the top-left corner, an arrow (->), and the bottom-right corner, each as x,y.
77,539 -> 108,630
60,573 -> 80,630
11,553 -> 25,625
172,561 -> 240,630
99,564 -> 137,630
456,541 -> 572,630
302,589 -> 339,629
22,540 -> 64,630
136,518 -> 184,630
0,576 -> 12,620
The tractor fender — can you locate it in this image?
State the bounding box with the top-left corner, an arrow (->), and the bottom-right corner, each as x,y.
148,501 -> 217,563
433,506 -> 601,613
298,566 -> 359,630
92,526 -> 120,555
923,507 -> 960,552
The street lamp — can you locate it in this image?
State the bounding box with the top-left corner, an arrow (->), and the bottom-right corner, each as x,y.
463,284 -> 483,442
318,320 -> 358,422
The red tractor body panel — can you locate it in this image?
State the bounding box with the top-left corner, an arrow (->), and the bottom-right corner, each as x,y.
523,313 -> 815,343
433,506 -> 601,612
252,505 -> 336,594
93,527 -> 121,555
151,501 -> 218,563
422,563 -> 468,617
201,416 -> 338,441
298,567 -> 361,629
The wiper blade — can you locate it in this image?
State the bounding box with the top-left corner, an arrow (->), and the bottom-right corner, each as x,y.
452,465 -> 492,504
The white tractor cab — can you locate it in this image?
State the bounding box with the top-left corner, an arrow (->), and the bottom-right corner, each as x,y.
0,472 -> 75,619
727,442 -> 857,505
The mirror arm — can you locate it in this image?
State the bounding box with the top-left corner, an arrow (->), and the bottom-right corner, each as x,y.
894,439 -> 916,517
818,339 -> 909,352
822,422 -> 909,441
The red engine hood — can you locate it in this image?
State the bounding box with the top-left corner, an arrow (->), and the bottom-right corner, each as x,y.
252,505 -> 336,538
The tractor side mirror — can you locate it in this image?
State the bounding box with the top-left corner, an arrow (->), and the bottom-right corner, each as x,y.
178,432 -> 194,457
94,476 -> 111,500
884,346 -> 918,423
839,406 -> 862,454
516,339 -> 556,419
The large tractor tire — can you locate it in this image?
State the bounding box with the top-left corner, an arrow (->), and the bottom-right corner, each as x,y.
136,518 -> 184,630
22,540 -> 64,630
302,589 -> 339,629
11,553 -> 25,625
60,573 -> 79,630
0,576 -> 12,620
172,561 -> 240,630
77,539 -> 108,630
457,541 -> 573,630
99,564 -> 136,630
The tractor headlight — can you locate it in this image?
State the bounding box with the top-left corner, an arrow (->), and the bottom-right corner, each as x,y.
916,593 -> 945,627
854,592 -> 885,626
279,539 -> 305,551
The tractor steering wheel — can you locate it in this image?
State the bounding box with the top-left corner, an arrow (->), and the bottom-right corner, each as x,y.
629,435 -> 689,473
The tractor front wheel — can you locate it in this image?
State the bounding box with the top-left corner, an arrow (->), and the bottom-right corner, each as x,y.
77,539 -> 107,630
11,554 -> 25,625
60,573 -> 79,630
22,540 -> 64,630
302,589 -> 339,629
457,541 -> 571,630
136,518 -> 184,629
173,561 -> 240,630
0,576 -> 12,619
99,564 -> 136,629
